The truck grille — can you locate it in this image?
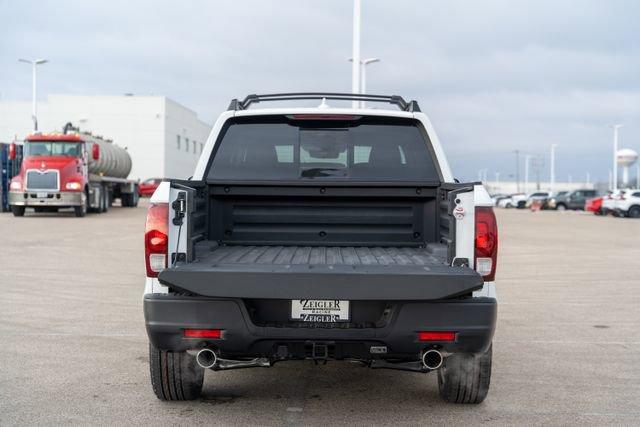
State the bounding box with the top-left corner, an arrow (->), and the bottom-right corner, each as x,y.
26,170 -> 59,191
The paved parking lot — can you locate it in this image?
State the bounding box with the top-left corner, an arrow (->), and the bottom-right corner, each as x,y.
1,204 -> 639,425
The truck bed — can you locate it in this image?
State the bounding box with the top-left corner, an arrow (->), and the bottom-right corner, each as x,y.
158,243 -> 483,300
203,245 -> 444,266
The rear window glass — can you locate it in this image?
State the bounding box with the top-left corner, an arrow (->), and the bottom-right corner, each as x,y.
207,116 -> 439,182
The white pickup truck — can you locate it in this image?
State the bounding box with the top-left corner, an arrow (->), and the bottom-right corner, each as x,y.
143,93 -> 498,404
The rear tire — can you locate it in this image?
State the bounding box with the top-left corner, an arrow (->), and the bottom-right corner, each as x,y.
100,186 -> 109,213
121,190 -> 139,208
131,188 -> 139,207
628,206 -> 640,218
121,193 -> 131,207
11,205 -> 25,217
149,343 -> 204,401
438,345 -> 492,404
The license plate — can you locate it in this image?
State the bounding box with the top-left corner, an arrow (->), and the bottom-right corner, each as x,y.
291,299 -> 350,322
37,192 -> 48,198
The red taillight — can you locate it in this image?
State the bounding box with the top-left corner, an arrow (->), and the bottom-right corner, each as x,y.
183,329 -> 222,339
475,206 -> 498,281
145,203 -> 169,277
418,331 -> 456,342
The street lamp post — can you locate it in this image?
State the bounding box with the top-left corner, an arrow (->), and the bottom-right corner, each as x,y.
514,150 -> 520,193
351,0 -> 361,108
349,57 -> 381,107
524,154 -> 531,194
360,58 -> 380,107
609,124 -> 623,191
550,144 -> 557,193
18,58 -> 48,131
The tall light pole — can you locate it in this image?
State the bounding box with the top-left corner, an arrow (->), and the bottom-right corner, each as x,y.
18,58 -> 48,131
351,0 -> 361,108
348,57 -> 380,107
609,124 -> 623,191
550,144 -> 557,193
360,58 -> 380,94
360,58 -> 380,107
524,154 -> 531,194
514,150 -> 520,192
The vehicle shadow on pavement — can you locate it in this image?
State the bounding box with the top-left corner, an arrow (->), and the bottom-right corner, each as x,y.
190,360 -> 491,422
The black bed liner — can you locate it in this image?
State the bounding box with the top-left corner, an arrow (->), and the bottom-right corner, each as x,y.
158,244 -> 483,301
203,245 -> 445,266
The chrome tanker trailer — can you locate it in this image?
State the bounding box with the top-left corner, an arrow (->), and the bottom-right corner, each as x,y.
7,123 -> 139,217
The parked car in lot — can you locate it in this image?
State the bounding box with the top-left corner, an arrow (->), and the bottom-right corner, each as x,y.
585,196 -> 604,215
525,191 -> 552,209
548,189 -> 597,211
497,193 -> 526,208
143,93 -> 497,404
602,190 -> 625,215
139,178 -> 163,197
490,193 -> 509,206
616,189 -> 640,218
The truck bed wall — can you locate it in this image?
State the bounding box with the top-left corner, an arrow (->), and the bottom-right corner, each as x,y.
168,181 -> 467,262
205,185 -> 441,247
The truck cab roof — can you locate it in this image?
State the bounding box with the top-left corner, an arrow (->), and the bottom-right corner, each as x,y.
192,93 -> 454,182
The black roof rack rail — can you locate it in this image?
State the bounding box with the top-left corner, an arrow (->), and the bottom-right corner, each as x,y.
227,92 -> 421,112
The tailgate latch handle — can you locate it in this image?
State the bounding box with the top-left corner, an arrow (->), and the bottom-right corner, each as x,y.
172,192 -> 187,226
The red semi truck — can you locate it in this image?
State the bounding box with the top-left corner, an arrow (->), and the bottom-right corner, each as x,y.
8,123 -> 139,217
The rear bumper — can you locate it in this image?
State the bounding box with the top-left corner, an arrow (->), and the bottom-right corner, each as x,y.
8,191 -> 82,207
144,294 -> 497,359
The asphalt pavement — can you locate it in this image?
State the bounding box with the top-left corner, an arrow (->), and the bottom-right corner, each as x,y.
1,203 -> 639,425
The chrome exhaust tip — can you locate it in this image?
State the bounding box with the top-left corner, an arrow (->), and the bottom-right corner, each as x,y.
422,349 -> 443,370
196,348 -> 218,369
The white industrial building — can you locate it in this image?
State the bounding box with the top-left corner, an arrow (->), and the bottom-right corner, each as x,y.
0,95 -> 212,180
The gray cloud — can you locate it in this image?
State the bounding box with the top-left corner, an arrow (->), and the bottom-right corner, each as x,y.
1,0 -> 638,182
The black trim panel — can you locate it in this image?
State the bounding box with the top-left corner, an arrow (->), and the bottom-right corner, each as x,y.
144,295 -> 497,356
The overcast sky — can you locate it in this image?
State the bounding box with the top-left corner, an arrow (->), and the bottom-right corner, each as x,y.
1,0 -> 639,182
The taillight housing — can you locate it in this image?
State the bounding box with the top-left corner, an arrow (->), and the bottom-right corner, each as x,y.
145,203 -> 169,277
475,206 -> 498,281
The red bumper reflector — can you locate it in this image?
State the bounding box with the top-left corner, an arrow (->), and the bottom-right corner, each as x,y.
418,331 -> 456,342
183,329 -> 222,339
